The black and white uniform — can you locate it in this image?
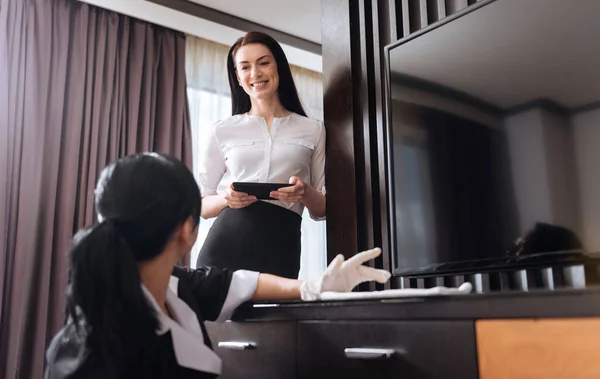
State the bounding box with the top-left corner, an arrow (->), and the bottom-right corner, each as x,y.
44,266 -> 259,379
196,113 -> 326,279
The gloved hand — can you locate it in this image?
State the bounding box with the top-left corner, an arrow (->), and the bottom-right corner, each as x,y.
300,248 -> 391,301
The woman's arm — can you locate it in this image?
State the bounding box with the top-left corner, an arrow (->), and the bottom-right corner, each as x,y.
304,121 -> 326,219
198,122 -> 258,219
201,195 -> 229,219
198,123 -> 227,219
253,248 -> 391,301
179,248 -> 390,323
201,184 -> 258,219
252,274 -> 302,301
301,185 -> 326,219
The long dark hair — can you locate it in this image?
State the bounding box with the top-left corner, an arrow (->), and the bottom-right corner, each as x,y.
227,31 -> 307,117
66,153 -> 201,372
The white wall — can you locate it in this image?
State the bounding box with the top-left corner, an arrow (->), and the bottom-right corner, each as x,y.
504,108 -> 580,235
573,109 -> 600,252
505,109 -> 553,234
77,0 -> 322,72
542,109 -> 580,233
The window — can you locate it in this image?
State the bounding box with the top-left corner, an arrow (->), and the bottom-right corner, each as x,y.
187,87 -> 231,268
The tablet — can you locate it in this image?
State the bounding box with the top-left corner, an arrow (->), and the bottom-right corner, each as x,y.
232,182 -> 293,200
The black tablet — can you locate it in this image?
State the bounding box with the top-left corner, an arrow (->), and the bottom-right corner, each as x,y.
232,182 -> 293,200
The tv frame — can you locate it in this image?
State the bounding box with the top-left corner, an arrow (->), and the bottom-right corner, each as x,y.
383,0 -> 497,276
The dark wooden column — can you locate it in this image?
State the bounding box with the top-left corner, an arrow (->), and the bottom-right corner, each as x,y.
321,0 -> 360,263
321,0 -> 392,289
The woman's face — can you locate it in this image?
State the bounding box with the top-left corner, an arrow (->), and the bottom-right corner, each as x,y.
234,43 -> 279,101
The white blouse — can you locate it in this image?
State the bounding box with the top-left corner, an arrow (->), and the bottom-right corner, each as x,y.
198,113 -> 326,219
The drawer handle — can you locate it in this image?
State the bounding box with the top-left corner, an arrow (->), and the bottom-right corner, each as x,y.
344,348 -> 395,360
218,341 -> 256,350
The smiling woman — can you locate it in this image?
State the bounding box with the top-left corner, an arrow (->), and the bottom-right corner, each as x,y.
195,32 -> 327,280
235,45 -> 281,100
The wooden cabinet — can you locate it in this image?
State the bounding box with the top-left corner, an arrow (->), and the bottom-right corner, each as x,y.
476,318 -> 600,379
297,320 -> 478,379
204,320 -> 296,379
207,294 -> 600,378
205,319 -> 477,379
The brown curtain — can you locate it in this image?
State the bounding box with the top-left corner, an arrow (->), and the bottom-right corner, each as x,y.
0,0 -> 192,377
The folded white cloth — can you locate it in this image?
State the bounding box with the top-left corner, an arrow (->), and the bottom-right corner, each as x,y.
319,282 -> 472,301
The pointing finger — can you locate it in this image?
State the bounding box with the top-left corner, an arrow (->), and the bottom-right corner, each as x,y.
357,265 -> 391,283
345,247 -> 382,267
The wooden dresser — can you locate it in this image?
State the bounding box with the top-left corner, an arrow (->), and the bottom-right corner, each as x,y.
206,289 -> 600,379
477,318 -> 600,379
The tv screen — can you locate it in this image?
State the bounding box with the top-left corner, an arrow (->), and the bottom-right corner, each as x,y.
386,0 -> 600,275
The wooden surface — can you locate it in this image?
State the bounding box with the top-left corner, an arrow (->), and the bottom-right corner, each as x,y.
322,0 -> 394,290
477,318 -> 600,379
321,0 -> 359,263
297,320 -> 478,379
235,289 -> 600,322
205,321 -> 296,379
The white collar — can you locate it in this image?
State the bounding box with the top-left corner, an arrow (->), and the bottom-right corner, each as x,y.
141,276 -> 222,375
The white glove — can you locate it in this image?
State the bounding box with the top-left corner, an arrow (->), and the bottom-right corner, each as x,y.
300,247 -> 392,301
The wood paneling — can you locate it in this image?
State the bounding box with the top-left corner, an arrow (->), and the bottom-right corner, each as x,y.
205,321 -> 296,379
356,0 -> 377,287
297,320 -> 478,379
477,318 -> 600,379
237,290 -> 600,322
400,0 -> 411,37
321,0 -> 360,263
392,0 -> 479,41
446,0 -> 469,15
322,1 -> 391,286
374,0 -> 393,286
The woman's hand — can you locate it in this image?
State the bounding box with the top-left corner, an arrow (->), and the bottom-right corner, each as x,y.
269,176 -> 307,203
299,248 -> 391,301
252,248 -> 390,302
224,184 -> 257,209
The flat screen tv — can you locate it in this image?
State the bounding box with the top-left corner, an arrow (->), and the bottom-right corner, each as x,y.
385,0 -> 600,276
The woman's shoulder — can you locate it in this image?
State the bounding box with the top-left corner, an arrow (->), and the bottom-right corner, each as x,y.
212,114 -> 248,129
290,112 -> 321,124
289,113 -> 324,131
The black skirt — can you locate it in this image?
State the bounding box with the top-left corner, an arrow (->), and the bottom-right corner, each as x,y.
196,201 -> 302,279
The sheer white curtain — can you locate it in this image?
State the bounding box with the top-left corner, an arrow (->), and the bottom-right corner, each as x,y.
291,66 -> 323,120
186,35 -> 327,280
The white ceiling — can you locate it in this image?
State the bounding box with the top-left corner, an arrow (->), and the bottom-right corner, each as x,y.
188,0 -> 322,44
77,0 -> 322,72
390,0 -> 600,110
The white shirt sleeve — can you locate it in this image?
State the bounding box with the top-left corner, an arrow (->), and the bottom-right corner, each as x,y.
214,270 -> 260,322
198,122 -> 226,198
309,121 -> 326,221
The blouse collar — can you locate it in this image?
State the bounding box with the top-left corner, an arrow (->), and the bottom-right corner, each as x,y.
141,276 -> 222,375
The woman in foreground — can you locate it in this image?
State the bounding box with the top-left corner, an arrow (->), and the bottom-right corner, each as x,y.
44,153 -> 390,379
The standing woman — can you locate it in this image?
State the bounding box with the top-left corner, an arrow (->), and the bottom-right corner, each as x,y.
196,32 -> 326,278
